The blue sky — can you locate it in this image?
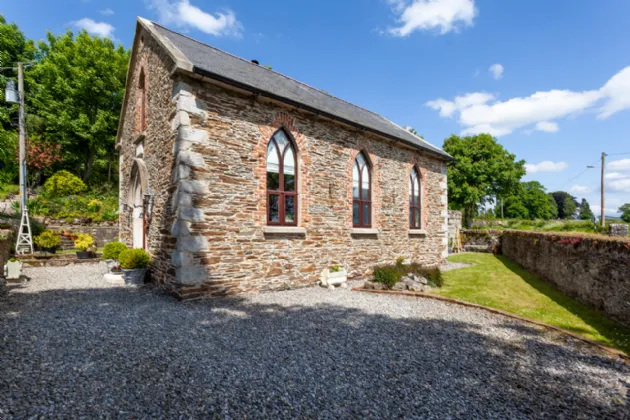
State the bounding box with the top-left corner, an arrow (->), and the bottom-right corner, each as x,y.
3,0 -> 630,215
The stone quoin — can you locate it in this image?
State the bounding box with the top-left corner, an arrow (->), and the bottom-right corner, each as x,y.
116,18 -> 453,299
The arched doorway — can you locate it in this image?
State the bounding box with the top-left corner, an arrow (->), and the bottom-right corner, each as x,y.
129,159 -> 149,249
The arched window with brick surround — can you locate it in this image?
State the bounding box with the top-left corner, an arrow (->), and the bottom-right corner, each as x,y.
409,166 -> 422,229
136,70 -> 146,133
266,129 -> 298,225
352,152 -> 371,227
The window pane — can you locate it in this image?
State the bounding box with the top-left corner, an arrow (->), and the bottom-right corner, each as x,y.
414,175 -> 420,203
268,194 -> 279,222
409,207 -> 413,227
356,152 -> 365,168
285,195 -> 295,223
273,130 -> 289,150
363,203 -> 370,226
267,142 -> 280,174
361,165 -> 369,200
284,147 -> 296,191
414,208 -> 420,228
353,201 -> 360,225
409,175 -> 414,206
352,163 -> 360,199
267,172 -> 280,190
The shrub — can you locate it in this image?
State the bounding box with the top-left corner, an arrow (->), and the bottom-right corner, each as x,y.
34,230 -> 61,249
73,233 -> 94,252
395,256 -> 405,268
373,266 -> 401,288
330,265 -> 341,273
43,170 -> 87,198
87,199 -> 102,213
118,248 -> 151,269
102,241 -> 128,260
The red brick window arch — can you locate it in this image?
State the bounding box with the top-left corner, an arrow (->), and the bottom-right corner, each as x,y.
266,129 -> 298,225
410,166 -> 422,229
352,152 -> 371,228
136,69 -> 147,133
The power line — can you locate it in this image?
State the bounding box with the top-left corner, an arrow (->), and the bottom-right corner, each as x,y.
560,157 -> 601,188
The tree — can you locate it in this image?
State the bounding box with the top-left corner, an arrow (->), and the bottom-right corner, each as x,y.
619,204 -> 630,223
503,195 -> 529,219
26,30 -> 129,183
0,15 -> 35,184
496,181 -> 558,220
443,134 -> 526,226
551,191 -> 578,219
578,198 -> 595,220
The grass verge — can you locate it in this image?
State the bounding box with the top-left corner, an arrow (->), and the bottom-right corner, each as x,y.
431,253 -> 630,354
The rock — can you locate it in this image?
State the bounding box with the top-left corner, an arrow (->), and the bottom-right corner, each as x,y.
373,283 -> 387,291
363,281 -> 375,290
408,284 -> 425,293
392,282 -> 407,291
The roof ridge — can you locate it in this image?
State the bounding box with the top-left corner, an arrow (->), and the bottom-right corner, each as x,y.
147,19 -> 401,124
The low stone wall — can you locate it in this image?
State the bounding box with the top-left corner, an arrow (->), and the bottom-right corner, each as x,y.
0,230 -> 12,269
610,224 -> 629,237
47,226 -> 119,249
460,229 -> 502,253
502,231 -> 630,327
447,210 -> 462,242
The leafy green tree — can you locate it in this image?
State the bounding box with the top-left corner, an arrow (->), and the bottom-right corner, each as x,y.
619,204 -> 630,223
443,134 -> 526,227
578,198 -> 595,220
503,195 -> 529,219
26,30 -> 129,183
497,181 -> 558,220
546,194 -> 559,219
551,191 -> 578,219
0,15 -> 35,183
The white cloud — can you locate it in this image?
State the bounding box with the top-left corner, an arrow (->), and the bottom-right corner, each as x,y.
608,159 -> 630,172
535,121 -> 558,133
605,172 -> 628,180
147,0 -> 242,37
427,92 -> 494,118
100,8 -> 114,15
524,161 -> 568,174
570,185 -> 591,194
608,178 -> 630,193
73,18 -> 115,38
489,63 -> 503,80
426,66 -> 630,136
388,0 -> 477,36
591,204 -> 621,216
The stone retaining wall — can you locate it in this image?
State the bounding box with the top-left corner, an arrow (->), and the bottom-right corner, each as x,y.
47,226 -> 119,249
501,231 -> 630,327
0,230 -> 12,269
460,229 -> 502,253
447,210 -> 461,242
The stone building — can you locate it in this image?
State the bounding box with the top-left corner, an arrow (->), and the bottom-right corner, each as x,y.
116,18 -> 453,299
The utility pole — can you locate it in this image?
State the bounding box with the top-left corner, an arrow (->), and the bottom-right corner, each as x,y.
601,152 -> 606,228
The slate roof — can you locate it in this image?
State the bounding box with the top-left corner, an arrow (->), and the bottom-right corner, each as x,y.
147,19 -> 452,160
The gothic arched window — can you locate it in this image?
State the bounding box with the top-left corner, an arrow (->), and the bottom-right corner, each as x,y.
267,129 -> 298,225
352,152 -> 371,227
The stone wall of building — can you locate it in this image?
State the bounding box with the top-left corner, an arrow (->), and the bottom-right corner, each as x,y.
117,27 -> 179,287
502,231 -> 630,327
161,75 -> 449,299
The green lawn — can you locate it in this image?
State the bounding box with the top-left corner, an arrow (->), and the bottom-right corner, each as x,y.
432,253 -> 630,354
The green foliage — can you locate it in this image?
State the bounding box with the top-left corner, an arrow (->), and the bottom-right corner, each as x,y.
43,170 -> 87,197
499,181 -> 558,220
619,204 -> 630,223
373,266 -> 401,288
551,191 -> 578,219
118,248 -> 151,270
34,230 -> 61,249
443,134 -> 526,227
102,241 -> 127,260
329,265 -> 341,273
26,29 -> 129,184
26,187 -> 118,221
73,233 -> 94,252
578,198 -> 595,220
0,184 -> 18,200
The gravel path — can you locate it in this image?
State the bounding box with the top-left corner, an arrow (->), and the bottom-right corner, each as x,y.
1,265 -> 629,419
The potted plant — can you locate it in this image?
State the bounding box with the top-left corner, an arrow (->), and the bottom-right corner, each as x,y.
320,265 -> 348,289
102,241 -> 128,272
118,248 -> 151,285
34,230 -> 61,254
73,233 -> 95,259
4,257 -> 22,280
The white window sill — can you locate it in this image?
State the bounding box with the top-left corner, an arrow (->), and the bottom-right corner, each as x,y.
263,226 -> 306,234
409,229 -> 428,236
351,228 -> 379,235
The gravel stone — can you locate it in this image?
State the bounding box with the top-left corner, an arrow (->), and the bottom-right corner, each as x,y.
1,264 -> 629,419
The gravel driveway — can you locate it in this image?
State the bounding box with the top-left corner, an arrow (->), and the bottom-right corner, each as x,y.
1,265 -> 629,419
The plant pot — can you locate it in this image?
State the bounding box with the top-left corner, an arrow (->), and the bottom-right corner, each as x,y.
327,270 -> 348,286
63,232 -> 72,237
105,259 -> 119,273
4,260 -> 22,280
76,251 -> 92,259
123,268 -> 147,285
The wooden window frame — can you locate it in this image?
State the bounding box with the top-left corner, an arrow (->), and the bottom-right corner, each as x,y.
353,152 -> 372,228
266,129 -> 298,226
409,166 -> 422,230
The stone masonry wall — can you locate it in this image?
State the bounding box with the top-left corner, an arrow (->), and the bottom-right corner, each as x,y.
162,75 -> 449,299
502,231 -> 630,327
447,210 -> 461,242
118,28 -> 179,286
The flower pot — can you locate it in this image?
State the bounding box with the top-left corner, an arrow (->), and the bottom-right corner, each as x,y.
76,251 -> 92,259
123,268 -> 147,286
63,232 -> 72,237
327,270 -> 348,286
105,259 -> 119,273
4,260 -> 22,280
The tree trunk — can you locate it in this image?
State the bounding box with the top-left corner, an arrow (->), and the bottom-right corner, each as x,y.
83,149 -> 95,182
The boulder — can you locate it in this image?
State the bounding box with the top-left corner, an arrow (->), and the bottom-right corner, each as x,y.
392,282 -> 407,291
